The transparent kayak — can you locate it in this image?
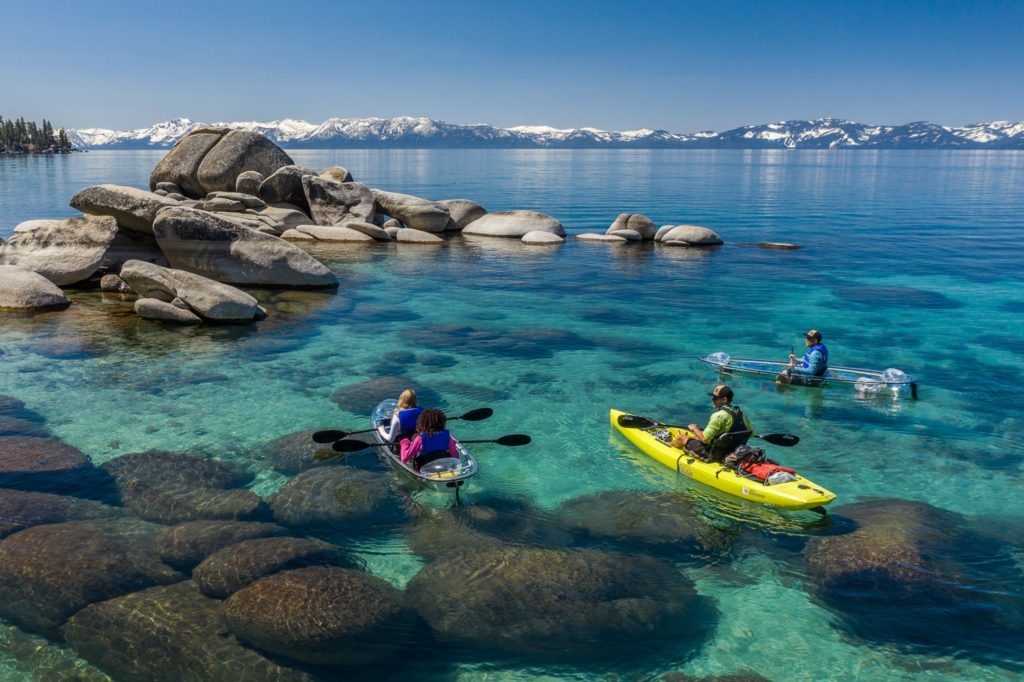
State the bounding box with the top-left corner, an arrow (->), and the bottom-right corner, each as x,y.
699,352 -> 919,398
370,399 -> 478,495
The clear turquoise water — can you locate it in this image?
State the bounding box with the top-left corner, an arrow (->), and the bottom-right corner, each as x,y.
1,150 -> 1023,680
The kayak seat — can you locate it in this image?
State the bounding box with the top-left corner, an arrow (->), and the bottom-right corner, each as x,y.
709,430 -> 753,459
413,449 -> 450,471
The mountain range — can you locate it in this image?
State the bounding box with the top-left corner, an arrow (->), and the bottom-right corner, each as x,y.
66,117 -> 1024,150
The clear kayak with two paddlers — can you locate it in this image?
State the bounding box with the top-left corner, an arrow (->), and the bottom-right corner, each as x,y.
699,352 -> 919,398
610,409 -> 836,512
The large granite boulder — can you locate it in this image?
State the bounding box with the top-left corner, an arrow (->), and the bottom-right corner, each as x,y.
0,436 -> 93,491
134,298 -> 202,324
119,259 -> 177,300
0,518 -> 183,635
169,269 -> 262,322
462,210 -> 564,238
0,215 -> 118,285
437,199 -> 487,230
319,166 -> 353,184
0,265 -> 70,310
371,190 -> 450,233
195,131 -> 294,195
293,224 -> 373,242
657,224 -> 724,245
406,547 -> 701,658
152,206 -> 337,288
301,177 -> 375,226
62,581 -> 315,682
69,184 -> 180,235
0,488 -> 125,539
224,567 -> 408,665
150,129 -> 229,197
153,520 -> 290,570
193,536 -> 352,598
607,213 -> 657,239
259,165 -> 316,212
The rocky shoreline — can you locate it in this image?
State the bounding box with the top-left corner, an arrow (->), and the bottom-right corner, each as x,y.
0,129 -> 745,326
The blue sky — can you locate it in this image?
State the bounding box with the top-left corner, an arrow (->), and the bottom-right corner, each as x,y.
2,0 -> 1021,131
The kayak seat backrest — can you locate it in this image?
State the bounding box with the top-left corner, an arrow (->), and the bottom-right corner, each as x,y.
710,430 -> 752,458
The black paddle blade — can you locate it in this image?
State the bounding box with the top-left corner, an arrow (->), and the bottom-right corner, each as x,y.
459,407 -> 494,421
617,414 -> 658,430
761,433 -> 800,447
331,439 -> 372,453
312,429 -> 350,443
495,434 -> 531,446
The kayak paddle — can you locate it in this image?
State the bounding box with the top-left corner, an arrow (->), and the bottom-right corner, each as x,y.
314,432 -> 531,462
455,434 -> 531,446
616,414 -> 799,446
311,407 -> 495,443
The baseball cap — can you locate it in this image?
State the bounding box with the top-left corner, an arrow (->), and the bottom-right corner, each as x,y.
805,329 -> 822,341
708,385 -> 734,400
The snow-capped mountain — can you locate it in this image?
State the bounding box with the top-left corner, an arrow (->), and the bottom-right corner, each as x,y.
66,117 -> 1024,150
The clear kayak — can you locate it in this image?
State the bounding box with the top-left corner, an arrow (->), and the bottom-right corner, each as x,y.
699,352 -> 919,398
610,409 -> 836,512
370,399 -> 478,496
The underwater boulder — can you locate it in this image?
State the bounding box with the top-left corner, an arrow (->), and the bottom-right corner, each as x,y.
0,436 -> 94,492
256,427 -> 342,474
0,488 -> 126,539
0,518 -> 182,635
153,520 -> 290,570
555,490 -> 735,558
224,566 -> 409,666
268,466 -> 407,540
193,536 -> 353,598
406,546 -> 704,659
63,580 -> 315,682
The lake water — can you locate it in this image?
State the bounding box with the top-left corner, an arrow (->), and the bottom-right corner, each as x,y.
1,149 -> 1023,680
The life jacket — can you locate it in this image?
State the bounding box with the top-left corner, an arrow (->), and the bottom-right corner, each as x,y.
397,407 -> 424,433
801,343 -> 829,376
708,406 -> 752,457
741,461 -> 796,481
418,429 -> 451,456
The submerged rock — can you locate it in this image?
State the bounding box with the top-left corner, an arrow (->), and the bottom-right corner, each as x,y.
0,265 -> 70,311
256,427 -> 340,474
69,184 -> 180,236
268,466 -> 405,539
0,436 -> 92,491
522,230 -> 565,245
576,232 -> 627,242
556,490 -> 735,556
396,228 -> 445,244
0,518 -> 183,635
0,488 -> 125,539
63,581 -> 315,682
406,546 -> 702,659
224,566 -> 408,666
153,520 -> 290,570
194,536 -> 353,598
0,416 -> 48,438
0,215 -> 119,285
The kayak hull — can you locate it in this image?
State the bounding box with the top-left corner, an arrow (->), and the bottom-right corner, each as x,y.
371,399 -> 477,494
699,354 -> 918,397
610,409 -> 836,511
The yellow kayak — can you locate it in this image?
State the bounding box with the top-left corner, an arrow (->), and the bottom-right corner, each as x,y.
610,409 -> 836,511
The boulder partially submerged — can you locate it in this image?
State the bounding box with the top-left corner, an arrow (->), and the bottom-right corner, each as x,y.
0,215 -> 118,285
462,210 -> 564,238
0,265 -> 70,311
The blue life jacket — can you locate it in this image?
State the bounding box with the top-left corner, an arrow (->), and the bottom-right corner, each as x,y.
801,343 -> 829,376
397,408 -> 424,433
419,429 -> 451,455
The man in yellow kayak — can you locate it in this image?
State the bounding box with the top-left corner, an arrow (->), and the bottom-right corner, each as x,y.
669,384 -> 755,465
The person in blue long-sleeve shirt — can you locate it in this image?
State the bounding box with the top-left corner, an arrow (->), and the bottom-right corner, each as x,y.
777,329 -> 829,385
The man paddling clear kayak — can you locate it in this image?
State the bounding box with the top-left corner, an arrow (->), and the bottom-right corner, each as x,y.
668,384 -> 754,466
776,329 -> 829,385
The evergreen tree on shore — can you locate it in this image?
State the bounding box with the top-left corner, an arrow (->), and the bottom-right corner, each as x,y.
0,115 -> 74,153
